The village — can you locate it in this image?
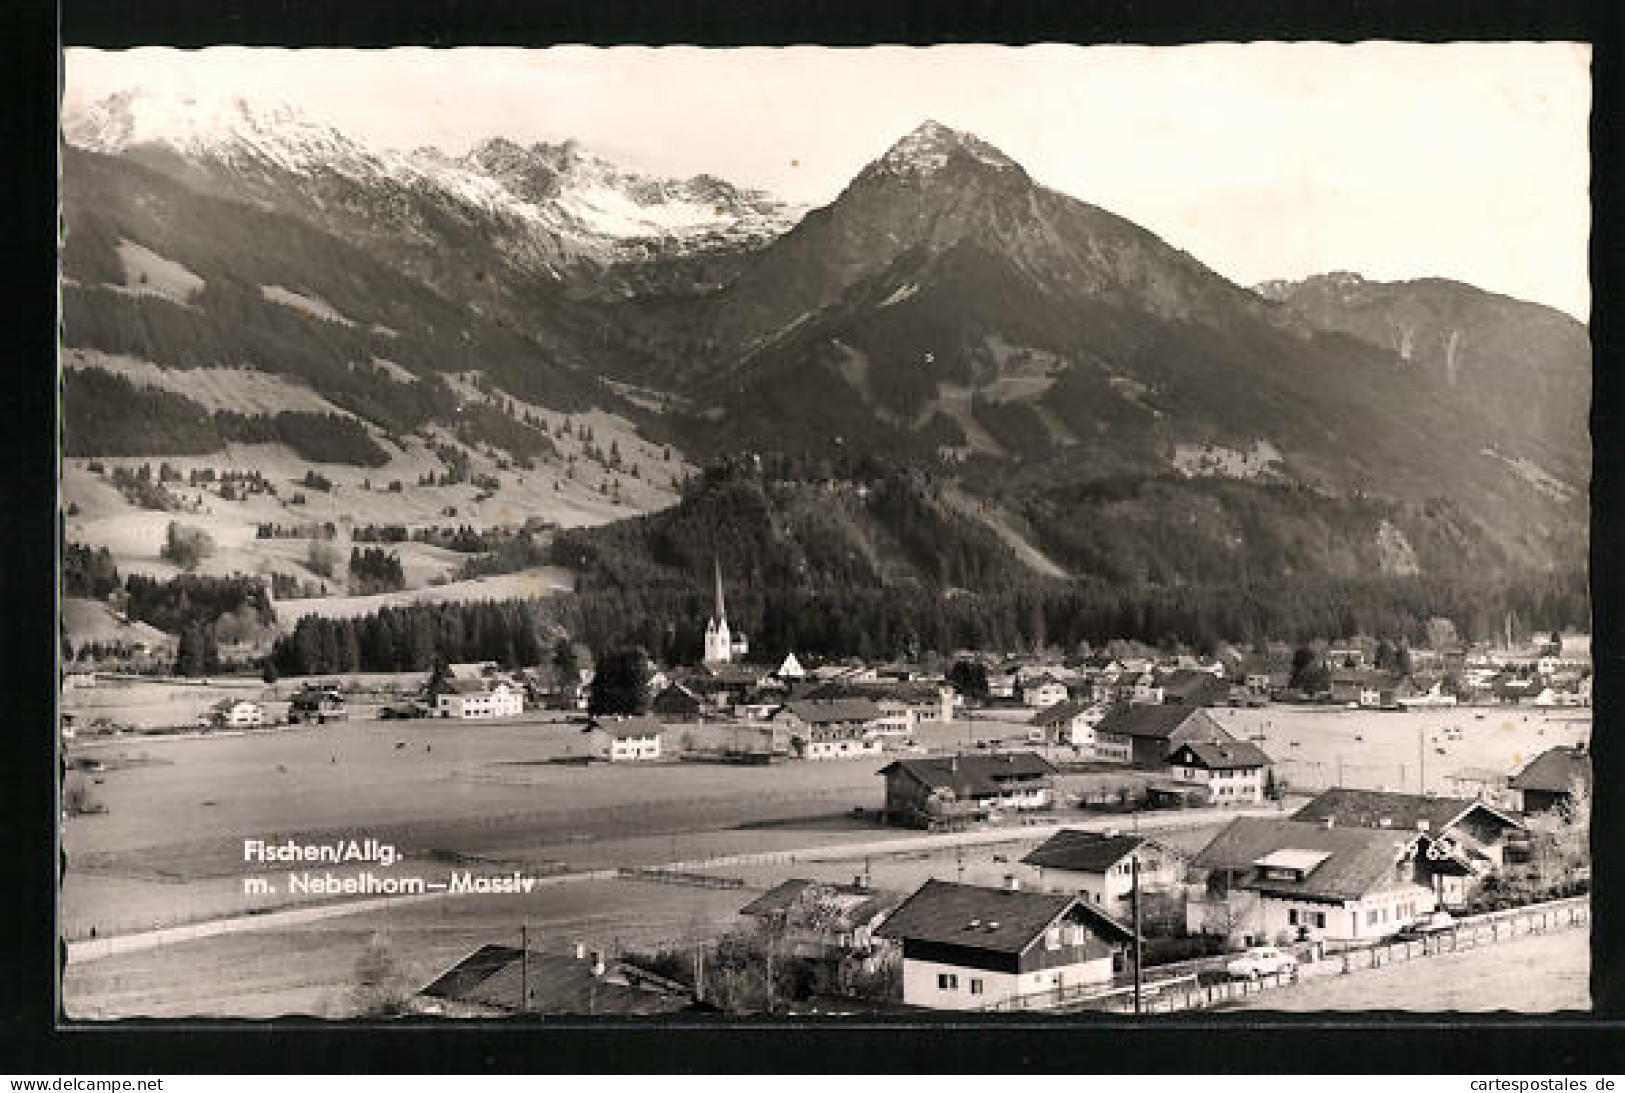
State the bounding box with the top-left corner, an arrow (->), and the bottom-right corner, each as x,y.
58,565 -> 1593,1018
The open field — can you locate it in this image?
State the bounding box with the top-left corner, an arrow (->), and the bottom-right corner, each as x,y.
61,361 -> 695,596
1234,920 -> 1589,1012
1207,704 -> 1590,797
272,566 -> 576,624
61,807 -> 1253,1019
57,699 -> 1587,1017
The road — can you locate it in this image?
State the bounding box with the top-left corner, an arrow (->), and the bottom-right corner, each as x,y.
1234,923 -> 1589,1012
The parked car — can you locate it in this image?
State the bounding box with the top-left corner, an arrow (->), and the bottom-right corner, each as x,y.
1225,946 -> 1298,980
1396,911 -> 1456,939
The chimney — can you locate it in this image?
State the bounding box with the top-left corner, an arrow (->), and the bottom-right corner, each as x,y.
854,874 -> 867,891
591,950 -> 606,977
1323,816 -> 1335,830
1416,819 -> 1430,833
1004,874 -> 1020,892
575,942 -> 587,960
1378,817 -> 1392,828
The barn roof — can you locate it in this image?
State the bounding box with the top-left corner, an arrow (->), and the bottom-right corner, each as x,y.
417,944 -> 693,1015
1292,788 -> 1523,833
877,753 -> 1056,798
1094,704 -> 1214,739
1170,740 -> 1273,770
1509,746 -> 1592,794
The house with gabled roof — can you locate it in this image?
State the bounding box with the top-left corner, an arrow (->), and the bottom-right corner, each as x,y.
876,878 -> 1137,1010
771,698 -> 885,759
436,677 -> 523,719
1021,829 -> 1188,913
1509,744 -> 1592,816
1291,787 -> 1525,872
878,753 -> 1057,829
1187,816 -> 1477,945
1093,704 -> 1234,769
582,714 -> 665,761
738,878 -> 904,960
1155,669 -> 1230,707
1026,699 -> 1104,749
1165,740 -> 1273,805
408,943 -> 698,1016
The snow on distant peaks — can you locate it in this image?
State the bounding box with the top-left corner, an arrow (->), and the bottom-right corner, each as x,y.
64,89 -> 365,169
876,120 -> 1020,177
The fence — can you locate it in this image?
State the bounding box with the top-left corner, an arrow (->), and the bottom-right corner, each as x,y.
982,895 -> 1588,1015
616,867 -> 745,889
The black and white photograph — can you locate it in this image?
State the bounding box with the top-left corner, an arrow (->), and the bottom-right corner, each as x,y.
55,41 -> 1593,1021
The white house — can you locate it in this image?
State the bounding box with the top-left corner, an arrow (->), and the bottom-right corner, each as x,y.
1023,676 -> 1070,709
1021,830 -> 1188,915
1164,740 -> 1272,805
1187,817 -> 1478,946
1026,700 -> 1104,749
875,878 -> 1136,1011
437,679 -> 524,719
204,699 -> 265,729
582,714 -> 665,762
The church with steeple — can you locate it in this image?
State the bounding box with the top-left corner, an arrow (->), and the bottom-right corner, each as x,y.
703,557 -> 748,665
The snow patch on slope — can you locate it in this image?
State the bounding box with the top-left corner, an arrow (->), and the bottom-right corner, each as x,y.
261,285 -> 354,326
109,240 -> 204,305
1480,447 -> 1576,502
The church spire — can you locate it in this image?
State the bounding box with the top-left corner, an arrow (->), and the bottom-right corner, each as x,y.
713,555 -> 727,624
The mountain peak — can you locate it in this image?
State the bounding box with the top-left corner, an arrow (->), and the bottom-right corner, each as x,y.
874,120 -> 1021,178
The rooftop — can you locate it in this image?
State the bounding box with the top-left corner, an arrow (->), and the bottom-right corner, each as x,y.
1292,787 -> 1523,833
1094,704 -> 1216,740
1021,830 -> 1177,874
876,879 -> 1133,954
878,752 -> 1056,798
1509,745 -> 1592,794
416,945 -> 694,1015
1170,740 -> 1273,770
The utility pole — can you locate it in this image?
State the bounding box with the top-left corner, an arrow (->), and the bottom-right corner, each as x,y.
519,923 -> 528,1015
1131,855 -> 1143,1016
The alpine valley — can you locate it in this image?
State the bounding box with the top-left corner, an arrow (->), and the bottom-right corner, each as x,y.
59,93 -> 1590,656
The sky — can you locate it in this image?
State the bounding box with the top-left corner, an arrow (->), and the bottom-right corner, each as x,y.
63,43 -> 1592,320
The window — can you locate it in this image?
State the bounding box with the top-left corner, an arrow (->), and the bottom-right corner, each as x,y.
1288,909 -> 1299,926
970,979 -> 985,996
1314,912 -> 1327,929
938,974 -> 959,990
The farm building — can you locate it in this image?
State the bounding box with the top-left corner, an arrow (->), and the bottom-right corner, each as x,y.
1186,816 -> 1479,946
203,699 -> 265,729
1291,787 -> 1526,878
771,698 -> 886,759
408,944 -> 697,1016
1092,704 -> 1234,768
800,678 -> 955,731
436,678 -> 523,719
582,715 -> 665,762
876,878 -> 1136,1011
1026,700 -> 1103,749
289,684 -> 347,724
650,682 -> 705,719
1020,829 -> 1188,914
738,878 -> 904,961
1509,744 -> 1592,816
877,752 -> 1057,828
1164,740 -> 1273,805
1155,669 -> 1230,707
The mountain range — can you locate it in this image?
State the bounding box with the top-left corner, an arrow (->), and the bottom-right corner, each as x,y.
58,93 -> 1591,596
